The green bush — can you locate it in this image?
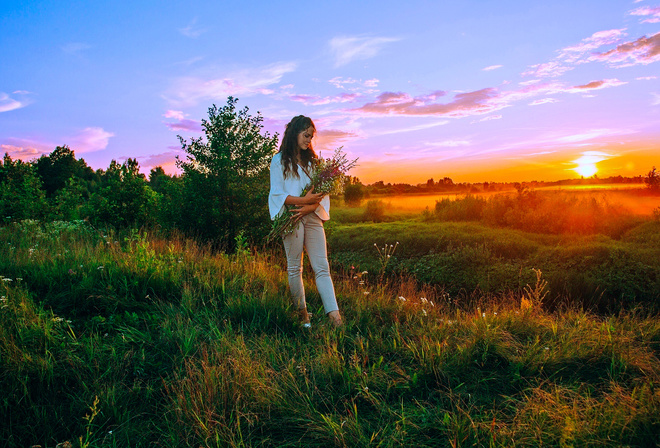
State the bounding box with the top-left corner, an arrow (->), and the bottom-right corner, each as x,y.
363,199 -> 386,222
0,154 -> 48,223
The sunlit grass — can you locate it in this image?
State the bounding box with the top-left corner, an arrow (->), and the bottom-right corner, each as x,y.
1,220 -> 659,447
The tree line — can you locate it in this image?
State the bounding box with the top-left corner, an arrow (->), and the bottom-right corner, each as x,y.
0,98 -> 276,251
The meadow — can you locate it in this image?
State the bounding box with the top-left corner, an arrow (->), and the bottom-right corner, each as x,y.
1,208 -> 660,447
327,186 -> 660,313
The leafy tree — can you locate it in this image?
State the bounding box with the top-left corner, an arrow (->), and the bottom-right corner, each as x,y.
176,97 -> 278,250
149,167 -> 184,230
644,166 -> 659,193
343,177 -> 365,206
51,177 -> 86,220
35,145 -> 95,197
148,166 -> 170,194
85,158 -> 157,228
0,153 -> 48,222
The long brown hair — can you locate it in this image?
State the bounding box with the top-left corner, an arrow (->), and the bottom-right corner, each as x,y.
279,115 -> 318,179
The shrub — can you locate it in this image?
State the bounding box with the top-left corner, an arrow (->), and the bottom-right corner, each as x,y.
434,194 -> 485,221
363,199 -> 385,222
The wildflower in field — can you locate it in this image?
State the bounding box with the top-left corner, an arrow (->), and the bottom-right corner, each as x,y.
2,278 -> 12,282
422,309 -> 427,316
363,291 -> 369,295
97,265 -> 104,270
52,317 -> 64,323
420,297 -> 428,304
398,296 -> 406,302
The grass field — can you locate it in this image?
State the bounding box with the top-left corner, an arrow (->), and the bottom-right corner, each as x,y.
1,219 -> 660,447
327,187 -> 660,312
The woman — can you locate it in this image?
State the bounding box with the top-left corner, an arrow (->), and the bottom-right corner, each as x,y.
268,116 -> 343,327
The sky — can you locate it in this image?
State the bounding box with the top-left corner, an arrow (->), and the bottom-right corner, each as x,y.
1,0 -> 659,184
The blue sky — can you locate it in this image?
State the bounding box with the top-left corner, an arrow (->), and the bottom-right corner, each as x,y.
1,0 -> 659,183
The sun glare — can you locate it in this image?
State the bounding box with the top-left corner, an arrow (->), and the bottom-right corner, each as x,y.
575,163 -> 597,177
571,151 -> 611,178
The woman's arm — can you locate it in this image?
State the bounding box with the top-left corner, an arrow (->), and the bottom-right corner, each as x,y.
284,186 -> 324,206
286,187 -> 325,219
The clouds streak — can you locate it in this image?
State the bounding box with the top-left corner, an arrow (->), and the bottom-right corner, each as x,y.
164,62 -> 297,107
329,36 -> 400,67
0,92 -> 28,113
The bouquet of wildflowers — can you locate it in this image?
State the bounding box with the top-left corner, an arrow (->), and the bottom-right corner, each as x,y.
267,147 -> 358,243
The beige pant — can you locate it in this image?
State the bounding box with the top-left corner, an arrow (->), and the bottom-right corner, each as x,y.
282,212 -> 339,314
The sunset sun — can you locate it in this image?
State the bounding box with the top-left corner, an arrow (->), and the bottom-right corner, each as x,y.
571,151 -> 610,178
575,162 -> 598,178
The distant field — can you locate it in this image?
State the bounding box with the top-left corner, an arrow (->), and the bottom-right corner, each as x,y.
329,185 -> 660,312
371,184 -> 657,215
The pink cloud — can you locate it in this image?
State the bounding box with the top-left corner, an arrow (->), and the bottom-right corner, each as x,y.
572,79 -> 627,90
315,129 -> 359,152
164,110 -> 185,120
522,61 -> 573,78
69,127 -> 115,153
629,6 -> 660,23
328,77 -> 380,93
352,88 -> 504,117
351,76 -> 627,120
559,29 -> 627,61
1,144 -> 43,160
0,137 -> 55,160
163,110 -> 202,132
475,115 -> 503,122
139,151 -> 183,174
3,127 -> 115,158
529,98 -> 559,106
165,119 -> 202,132
589,31 -> 660,66
482,65 -> 503,71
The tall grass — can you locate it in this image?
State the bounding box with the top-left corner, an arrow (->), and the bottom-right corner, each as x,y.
432,190 -> 645,238
1,220 -> 659,447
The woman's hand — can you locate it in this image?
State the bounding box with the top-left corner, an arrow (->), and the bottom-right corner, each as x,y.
302,186 -> 324,205
291,203 -> 318,220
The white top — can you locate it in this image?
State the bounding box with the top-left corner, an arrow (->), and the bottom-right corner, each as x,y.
268,152 -> 330,221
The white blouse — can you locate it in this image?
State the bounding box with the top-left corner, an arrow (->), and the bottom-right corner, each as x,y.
268,152 -> 330,221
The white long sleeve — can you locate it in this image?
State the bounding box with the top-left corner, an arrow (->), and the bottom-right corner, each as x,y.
268,153 -> 330,221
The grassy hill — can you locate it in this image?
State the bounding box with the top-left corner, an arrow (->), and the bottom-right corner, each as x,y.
1,220 -> 659,447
